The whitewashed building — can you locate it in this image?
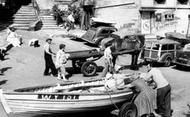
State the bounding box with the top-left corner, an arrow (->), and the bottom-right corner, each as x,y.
94,0 -> 190,36
94,0 -> 141,33
140,0 -> 190,36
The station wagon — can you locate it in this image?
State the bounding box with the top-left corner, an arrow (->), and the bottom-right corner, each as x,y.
144,39 -> 181,66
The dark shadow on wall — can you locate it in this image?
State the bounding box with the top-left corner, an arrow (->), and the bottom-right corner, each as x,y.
0,0 -> 32,31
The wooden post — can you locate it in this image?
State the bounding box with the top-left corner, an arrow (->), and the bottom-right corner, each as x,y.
186,15 -> 190,38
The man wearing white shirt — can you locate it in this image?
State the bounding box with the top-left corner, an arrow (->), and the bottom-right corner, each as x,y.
43,38 -> 57,76
144,65 -> 171,117
101,44 -> 115,77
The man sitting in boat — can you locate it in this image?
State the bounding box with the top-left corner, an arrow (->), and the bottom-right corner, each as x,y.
104,73 -> 130,90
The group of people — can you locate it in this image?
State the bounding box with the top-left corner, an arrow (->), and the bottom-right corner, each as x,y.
43,34 -> 172,117
101,44 -> 171,117
43,38 -> 70,81
104,64 -> 171,117
132,65 -> 171,117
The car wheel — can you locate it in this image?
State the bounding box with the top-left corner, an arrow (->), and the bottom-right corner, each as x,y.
118,102 -> 137,117
81,61 -> 97,77
164,57 -> 172,67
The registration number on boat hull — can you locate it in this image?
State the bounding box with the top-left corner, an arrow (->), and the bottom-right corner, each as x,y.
38,94 -> 79,100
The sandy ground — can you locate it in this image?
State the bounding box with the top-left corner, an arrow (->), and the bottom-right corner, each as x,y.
0,29 -> 190,117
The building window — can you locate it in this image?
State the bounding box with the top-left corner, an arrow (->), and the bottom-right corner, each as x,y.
177,0 -> 188,4
156,13 -> 162,22
165,14 -> 174,21
154,0 -> 166,4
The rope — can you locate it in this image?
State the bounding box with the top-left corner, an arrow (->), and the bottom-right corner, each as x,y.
105,87 -> 120,110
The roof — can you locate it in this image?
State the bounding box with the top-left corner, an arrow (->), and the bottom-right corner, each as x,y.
146,39 -> 180,44
91,17 -> 116,24
165,32 -> 188,39
139,8 -> 156,12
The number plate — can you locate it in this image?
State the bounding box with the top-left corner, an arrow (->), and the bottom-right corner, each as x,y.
38,94 -> 79,100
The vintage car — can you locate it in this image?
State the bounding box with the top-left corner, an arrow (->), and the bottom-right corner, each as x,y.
175,43 -> 190,67
165,32 -> 190,46
144,38 -> 181,66
78,26 -> 117,46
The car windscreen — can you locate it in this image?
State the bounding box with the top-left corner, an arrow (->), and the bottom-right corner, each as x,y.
81,28 -> 97,40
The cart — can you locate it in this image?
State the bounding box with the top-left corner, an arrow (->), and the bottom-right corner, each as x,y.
67,49 -> 103,76
67,48 -> 143,77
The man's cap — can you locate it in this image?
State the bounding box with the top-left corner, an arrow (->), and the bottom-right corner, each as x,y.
46,38 -> 52,42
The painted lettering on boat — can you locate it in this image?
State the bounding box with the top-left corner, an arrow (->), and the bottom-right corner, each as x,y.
38,94 -> 79,100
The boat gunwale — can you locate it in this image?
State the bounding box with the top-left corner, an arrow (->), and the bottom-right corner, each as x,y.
5,92 -> 133,103
4,88 -> 133,96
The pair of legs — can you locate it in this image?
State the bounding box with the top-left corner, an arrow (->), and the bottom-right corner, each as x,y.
101,60 -> 115,77
44,56 -> 57,76
57,64 -> 67,81
130,51 -> 140,70
156,85 -> 171,117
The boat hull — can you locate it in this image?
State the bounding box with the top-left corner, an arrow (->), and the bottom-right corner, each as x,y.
1,90 -> 133,116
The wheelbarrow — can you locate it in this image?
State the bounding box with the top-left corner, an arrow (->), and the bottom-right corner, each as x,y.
67,49 -> 103,76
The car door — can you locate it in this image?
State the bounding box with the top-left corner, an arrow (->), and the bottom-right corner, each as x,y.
144,42 -> 160,60
160,44 -> 175,59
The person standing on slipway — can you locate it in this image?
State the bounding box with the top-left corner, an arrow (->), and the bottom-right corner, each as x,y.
143,64 -> 172,117
55,44 -> 70,81
43,38 -> 57,77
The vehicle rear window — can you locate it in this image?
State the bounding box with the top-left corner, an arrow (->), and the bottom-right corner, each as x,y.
161,44 -> 168,50
168,44 -> 174,50
152,44 -> 160,50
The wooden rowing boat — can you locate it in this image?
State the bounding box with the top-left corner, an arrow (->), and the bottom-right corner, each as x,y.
0,78 -> 133,116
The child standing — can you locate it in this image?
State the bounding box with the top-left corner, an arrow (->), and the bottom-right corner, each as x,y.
55,44 -> 70,80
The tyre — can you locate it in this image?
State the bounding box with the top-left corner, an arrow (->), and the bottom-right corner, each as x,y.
164,57 -> 172,67
81,61 -> 97,76
118,102 -> 137,117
